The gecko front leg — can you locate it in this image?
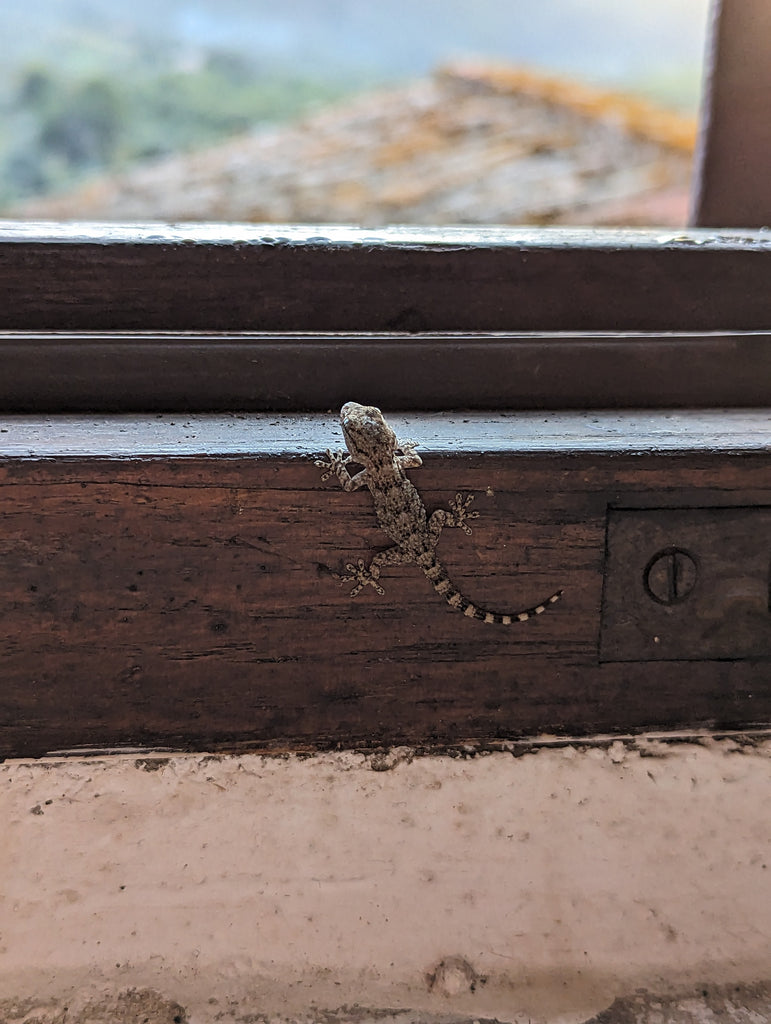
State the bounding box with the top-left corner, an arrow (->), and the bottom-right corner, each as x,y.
394,439 -> 421,470
314,449 -> 367,492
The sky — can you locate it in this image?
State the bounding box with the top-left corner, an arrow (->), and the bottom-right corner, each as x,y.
4,0 -> 712,100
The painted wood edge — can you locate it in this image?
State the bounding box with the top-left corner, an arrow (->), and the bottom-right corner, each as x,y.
0,410 -> 769,459
1,221 -> 770,249
37,728 -> 771,761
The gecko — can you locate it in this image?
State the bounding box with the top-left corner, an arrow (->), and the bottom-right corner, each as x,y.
315,402 -> 562,624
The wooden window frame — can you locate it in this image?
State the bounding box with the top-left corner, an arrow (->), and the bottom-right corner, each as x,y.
692,0 -> 771,228
0,223 -> 769,411
0,0 -> 769,758
1,2 -> 769,411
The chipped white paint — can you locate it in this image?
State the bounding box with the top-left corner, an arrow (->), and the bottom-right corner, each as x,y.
0,738 -> 769,1022
0,408 -> 769,458
2,222 -> 769,248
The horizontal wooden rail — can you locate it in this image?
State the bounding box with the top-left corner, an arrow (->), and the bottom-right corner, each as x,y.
2,224 -> 770,334
1,331 -> 770,412
0,410 -> 769,758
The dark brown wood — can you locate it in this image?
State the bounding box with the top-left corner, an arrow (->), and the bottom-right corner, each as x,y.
1,225 -> 770,334
0,411 -> 769,759
692,0 -> 771,227
2,330 -> 771,412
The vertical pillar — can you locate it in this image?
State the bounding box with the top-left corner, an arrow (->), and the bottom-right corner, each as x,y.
691,0 -> 771,227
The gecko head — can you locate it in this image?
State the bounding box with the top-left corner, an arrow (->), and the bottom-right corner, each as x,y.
340,402 -> 396,461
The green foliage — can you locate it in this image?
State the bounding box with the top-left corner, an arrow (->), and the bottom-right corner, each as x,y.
17,67 -> 58,108
0,48 -> 351,205
39,78 -> 123,167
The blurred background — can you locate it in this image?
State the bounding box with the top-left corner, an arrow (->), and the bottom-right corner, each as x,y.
1,0 -> 711,225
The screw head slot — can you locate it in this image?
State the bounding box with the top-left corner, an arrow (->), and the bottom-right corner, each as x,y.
644,547 -> 698,605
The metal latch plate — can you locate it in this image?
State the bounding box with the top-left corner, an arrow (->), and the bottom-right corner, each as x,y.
600,507 -> 771,662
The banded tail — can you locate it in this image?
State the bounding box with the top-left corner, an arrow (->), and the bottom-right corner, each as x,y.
418,552 -> 562,624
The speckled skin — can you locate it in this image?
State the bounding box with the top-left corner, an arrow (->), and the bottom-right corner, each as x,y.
316,402 -> 562,624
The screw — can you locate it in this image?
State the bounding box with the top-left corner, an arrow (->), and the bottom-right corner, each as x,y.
644,548 -> 697,605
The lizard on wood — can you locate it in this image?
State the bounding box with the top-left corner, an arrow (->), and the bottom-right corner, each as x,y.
316,402 -> 562,624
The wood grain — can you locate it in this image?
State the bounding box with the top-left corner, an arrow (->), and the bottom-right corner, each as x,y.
0,412 -> 769,757
1,225 -> 769,334
2,331 -> 770,411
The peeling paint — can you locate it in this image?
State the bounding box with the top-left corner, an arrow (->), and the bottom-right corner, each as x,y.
1,741 -> 769,1022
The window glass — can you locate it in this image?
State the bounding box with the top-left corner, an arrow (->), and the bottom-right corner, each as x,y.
1,0 -> 709,226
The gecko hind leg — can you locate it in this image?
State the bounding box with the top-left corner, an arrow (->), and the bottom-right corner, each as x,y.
339,547 -> 412,598
429,492 -> 480,540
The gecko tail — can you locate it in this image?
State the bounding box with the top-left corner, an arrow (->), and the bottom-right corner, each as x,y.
464,588 -> 563,624
421,555 -> 562,624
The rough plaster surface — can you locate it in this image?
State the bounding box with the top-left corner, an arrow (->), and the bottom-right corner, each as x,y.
0,739 -> 769,1023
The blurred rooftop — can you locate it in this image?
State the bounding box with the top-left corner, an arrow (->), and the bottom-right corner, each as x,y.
12,62 -> 696,226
